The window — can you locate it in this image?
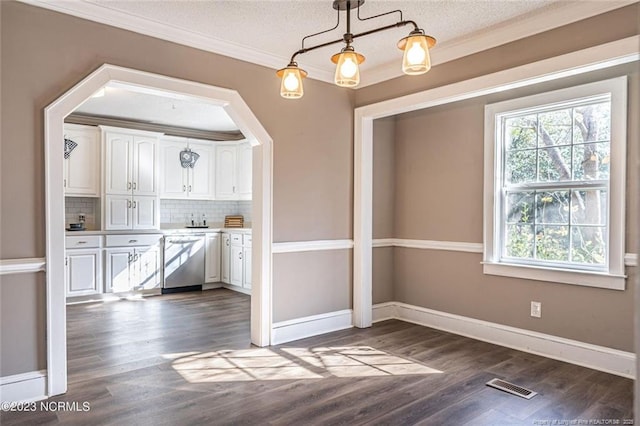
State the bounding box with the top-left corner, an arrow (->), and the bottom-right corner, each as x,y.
483,77 -> 627,290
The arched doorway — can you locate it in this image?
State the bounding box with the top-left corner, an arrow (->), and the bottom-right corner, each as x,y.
44,64 -> 273,396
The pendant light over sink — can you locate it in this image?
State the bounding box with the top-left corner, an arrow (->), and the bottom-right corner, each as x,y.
277,0 -> 436,99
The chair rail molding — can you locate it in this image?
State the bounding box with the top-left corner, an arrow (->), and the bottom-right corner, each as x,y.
0,258 -> 46,276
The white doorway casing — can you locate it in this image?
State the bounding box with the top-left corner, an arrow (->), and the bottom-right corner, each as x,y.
44,64 -> 273,397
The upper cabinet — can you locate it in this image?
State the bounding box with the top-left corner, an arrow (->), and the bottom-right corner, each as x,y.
103,129 -> 158,196
215,142 -> 252,200
63,124 -> 100,197
102,126 -> 161,230
159,137 -> 214,200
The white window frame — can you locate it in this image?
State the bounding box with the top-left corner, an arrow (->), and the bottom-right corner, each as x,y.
483,77 -> 627,290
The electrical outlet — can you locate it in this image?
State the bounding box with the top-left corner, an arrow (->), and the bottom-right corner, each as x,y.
530,301 -> 541,318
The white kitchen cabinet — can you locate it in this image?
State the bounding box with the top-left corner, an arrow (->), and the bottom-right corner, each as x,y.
221,233 -> 231,283
215,143 -> 252,200
230,244 -> 243,286
215,145 -> 237,199
63,124 -> 100,197
237,143 -> 252,200
221,232 -> 251,292
242,234 -> 252,289
205,232 -> 221,283
102,126 -> 161,230
65,249 -> 102,297
105,237 -> 161,293
104,195 -> 158,230
160,137 -> 214,200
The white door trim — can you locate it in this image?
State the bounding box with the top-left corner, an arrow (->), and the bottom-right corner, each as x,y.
353,36 -> 640,328
44,64 -> 273,397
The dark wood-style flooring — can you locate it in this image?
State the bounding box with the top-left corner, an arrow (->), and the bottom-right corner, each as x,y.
1,289 -> 633,425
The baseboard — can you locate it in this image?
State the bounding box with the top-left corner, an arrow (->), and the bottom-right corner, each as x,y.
0,370 -> 48,403
272,309 -> 353,345
221,284 -> 251,295
372,302 -> 635,379
203,283 -> 223,290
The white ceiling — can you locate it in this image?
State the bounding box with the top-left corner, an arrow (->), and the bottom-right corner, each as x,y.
27,0 -> 634,86
74,82 -> 240,132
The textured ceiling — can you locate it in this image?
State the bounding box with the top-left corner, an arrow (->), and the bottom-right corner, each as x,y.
86,0 -> 568,74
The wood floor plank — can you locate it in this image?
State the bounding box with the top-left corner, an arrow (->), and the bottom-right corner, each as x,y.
0,289 -> 632,426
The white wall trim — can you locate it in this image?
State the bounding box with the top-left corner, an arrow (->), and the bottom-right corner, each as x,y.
372,239 -> 483,253
20,0 -> 635,87
0,370 -> 48,403
272,309 -> 353,345
272,239 -> 354,254
373,239 -> 638,267
353,36 -> 640,330
373,302 -> 635,379
0,258 -> 46,275
44,64 -> 274,398
371,302 -> 397,323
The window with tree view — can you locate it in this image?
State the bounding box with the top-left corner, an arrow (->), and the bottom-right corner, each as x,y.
502,96 -> 610,269
484,76 -> 627,289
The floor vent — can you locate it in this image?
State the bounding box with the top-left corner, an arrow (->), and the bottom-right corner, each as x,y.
486,378 -> 537,399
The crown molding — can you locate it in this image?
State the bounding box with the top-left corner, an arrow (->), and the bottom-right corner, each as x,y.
20,0 -> 636,88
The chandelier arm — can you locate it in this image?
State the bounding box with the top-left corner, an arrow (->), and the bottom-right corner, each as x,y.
301,5 -> 341,50
357,6 -> 403,24
288,20 -> 419,64
351,20 -> 418,40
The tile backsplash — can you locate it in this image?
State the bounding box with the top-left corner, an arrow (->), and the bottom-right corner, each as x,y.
160,199 -> 252,226
65,197 -> 99,229
64,197 -> 252,229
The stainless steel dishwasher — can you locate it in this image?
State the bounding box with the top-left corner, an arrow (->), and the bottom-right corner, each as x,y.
162,233 -> 205,293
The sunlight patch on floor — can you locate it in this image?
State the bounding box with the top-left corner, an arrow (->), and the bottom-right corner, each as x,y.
167,346 -> 442,383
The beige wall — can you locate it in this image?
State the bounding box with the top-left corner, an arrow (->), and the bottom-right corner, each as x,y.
272,250 -> 352,323
387,63 -> 639,352
372,117 -> 396,304
0,2 -> 354,376
0,274 -> 46,376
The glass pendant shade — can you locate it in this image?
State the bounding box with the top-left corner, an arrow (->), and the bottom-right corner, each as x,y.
276,64 -> 307,99
398,33 -> 436,75
331,48 -> 365,87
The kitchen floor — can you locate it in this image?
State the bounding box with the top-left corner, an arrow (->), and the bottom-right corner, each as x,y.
1,289 -> 632,425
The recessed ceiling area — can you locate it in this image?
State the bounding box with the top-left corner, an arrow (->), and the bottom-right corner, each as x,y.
74,82 -> 240,132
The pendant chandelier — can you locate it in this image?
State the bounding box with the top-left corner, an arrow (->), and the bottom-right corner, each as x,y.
277,0 -> 436,99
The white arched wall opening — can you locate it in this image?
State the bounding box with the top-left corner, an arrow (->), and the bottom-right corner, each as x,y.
45,64 -> 273,396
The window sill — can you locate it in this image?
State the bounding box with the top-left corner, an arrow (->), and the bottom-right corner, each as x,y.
482,262 -> 626,290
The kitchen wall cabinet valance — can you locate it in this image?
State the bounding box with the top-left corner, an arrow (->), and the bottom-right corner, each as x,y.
101,126 -> 161,230
215,142 -> 252,200
63,123 -> 100,197
160,136 -> 214,200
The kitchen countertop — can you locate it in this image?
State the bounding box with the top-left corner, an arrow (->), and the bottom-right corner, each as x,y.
65,224 -> 252,236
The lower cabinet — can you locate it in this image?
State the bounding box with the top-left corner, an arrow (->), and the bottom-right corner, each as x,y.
221,232 -> 252,292
65,249 -> 102,297
65,235 -> 103,298
105,234 -> 162,293
205,232 -> 221,283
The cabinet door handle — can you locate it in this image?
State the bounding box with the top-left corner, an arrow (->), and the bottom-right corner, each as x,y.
127,200 -> 132,208
133,201 -> 137,209
63,179 -> 67,188
65,257 -> 68,266
133,182 -> 137,190
226,240 -> 229,246
233,186 -> 236,193
128,253 -> 133,263
183,185 -> 186,192
188,185 -> 192,192
129,239 -> 138,243
134,253 -> 139,261
239,252 -> 242,260
77,241 -> 87,245
128,182 -> 132,190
